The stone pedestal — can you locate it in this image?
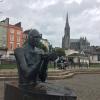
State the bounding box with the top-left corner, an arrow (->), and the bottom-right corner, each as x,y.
4,82 -> 77,100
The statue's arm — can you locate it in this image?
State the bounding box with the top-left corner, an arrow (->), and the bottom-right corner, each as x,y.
39,53 -> 57,82
26,58 -> 42,77
14,48 -> 28,76
15,48 -> 43,78
39,57 -> 49,82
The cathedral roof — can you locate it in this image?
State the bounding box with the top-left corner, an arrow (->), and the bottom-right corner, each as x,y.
70,39 -> 80,43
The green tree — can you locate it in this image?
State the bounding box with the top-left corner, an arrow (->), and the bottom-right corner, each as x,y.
22,38 -> 48,52
23,39 -> 28,47
38,42 -> 48,52
55,48 -> 65,57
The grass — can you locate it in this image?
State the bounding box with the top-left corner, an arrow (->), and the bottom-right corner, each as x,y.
0,64 -> 17,69
90,63 -> 100,67
0,62 -> 100,69
48,62 -> 55,68
0,63 -> 54,69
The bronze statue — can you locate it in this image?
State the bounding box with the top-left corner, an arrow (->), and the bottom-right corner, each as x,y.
14,29 -> 57,89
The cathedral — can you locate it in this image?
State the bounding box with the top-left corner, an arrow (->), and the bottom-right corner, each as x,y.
62,13 -> 90,51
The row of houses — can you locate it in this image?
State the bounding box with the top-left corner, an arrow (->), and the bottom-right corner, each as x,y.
0,18 -> 50,58
64,47 -> 100,64
0,18 -> 23,57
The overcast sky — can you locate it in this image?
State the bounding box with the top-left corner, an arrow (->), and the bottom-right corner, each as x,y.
0,0 -> 100,47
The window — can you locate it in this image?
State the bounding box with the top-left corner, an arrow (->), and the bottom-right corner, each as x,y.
10,34 -> 14,41
2,34 -> 6,39
17,35 -> 20,42
2,41 -> 6,47
17,43 -> 20,48
10,42 -> 14,50
17,30 -> 20,35
10,28 -> 14,33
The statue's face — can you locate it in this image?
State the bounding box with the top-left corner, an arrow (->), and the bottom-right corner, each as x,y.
28,33 -> 41,47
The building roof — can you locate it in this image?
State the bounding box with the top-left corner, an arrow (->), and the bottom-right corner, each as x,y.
83,49 -> 100,55
70,39 -> 80,43
0,18 -> 22,30
68,53 -> 80,57
15,22 -> 21,28
68,52 -> 89,58
9,24 -> 22,30
24,29 -> 31,34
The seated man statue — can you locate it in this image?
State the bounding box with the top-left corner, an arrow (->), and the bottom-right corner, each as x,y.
14,29 -> 57,89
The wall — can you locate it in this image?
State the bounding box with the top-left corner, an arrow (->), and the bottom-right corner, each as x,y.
7,25 -> 23,53
90,55 -> 100,63
0,23 -> 8,49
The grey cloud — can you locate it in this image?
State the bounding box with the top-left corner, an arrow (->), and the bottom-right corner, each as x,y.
0,0 -> 100,47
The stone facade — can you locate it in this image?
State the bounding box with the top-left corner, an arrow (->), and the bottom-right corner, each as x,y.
70,37 -> 90,51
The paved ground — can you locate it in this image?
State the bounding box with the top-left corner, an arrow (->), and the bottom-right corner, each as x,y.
49,74 -> 100,100
0,74 -> 100,100
0,81 -> 5,100
0,67 -> 100,74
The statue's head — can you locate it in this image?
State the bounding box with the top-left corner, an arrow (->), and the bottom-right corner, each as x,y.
28,29 -> 42,47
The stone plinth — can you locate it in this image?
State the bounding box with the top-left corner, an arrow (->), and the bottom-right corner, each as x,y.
4,82 -> 77,100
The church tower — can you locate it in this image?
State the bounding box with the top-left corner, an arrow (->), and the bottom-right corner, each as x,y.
62,13 -> 70,49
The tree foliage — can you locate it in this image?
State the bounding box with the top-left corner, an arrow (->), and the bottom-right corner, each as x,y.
54,48 -> 65,57
23,39 -> 48,52
38,42 -> 48,52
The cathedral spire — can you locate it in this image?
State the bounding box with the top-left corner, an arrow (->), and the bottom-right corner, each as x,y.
62,12 -> 70,49
65,12 -> 69,27
65,12 -> 70,35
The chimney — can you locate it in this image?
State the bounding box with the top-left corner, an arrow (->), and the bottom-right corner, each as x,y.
15,22 -> 21,27
5,18 -> 9,25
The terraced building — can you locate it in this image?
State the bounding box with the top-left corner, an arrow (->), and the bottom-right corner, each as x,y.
0,18 -> 23,57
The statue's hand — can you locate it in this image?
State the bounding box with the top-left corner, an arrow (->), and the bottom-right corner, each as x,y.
48,52 -> 57,61
41,54 -> 49,61
41,52 -> 57,61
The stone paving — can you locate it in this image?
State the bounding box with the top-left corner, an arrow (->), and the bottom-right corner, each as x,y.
0,81 -> 5,100
0,74 -> 100,100
49,74 -> 100,100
